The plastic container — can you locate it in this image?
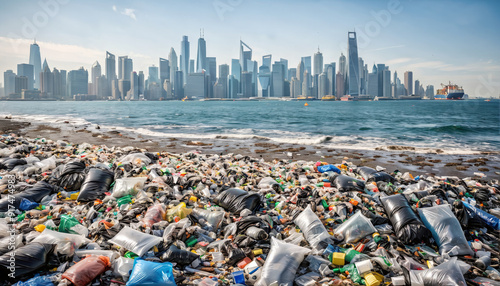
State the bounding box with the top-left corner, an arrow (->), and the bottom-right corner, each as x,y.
330,252 -> 345,266
355,260 -> 373,275
62,256 -> 111,286
112,177 -> 147,198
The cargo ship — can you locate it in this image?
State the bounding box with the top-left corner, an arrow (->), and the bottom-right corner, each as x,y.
435,82 -> 464,100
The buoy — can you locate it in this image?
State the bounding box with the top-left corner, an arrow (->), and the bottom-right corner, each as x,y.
304,103 -> 309,106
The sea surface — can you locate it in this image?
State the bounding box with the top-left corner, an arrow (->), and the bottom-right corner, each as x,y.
1,100 -> 498,154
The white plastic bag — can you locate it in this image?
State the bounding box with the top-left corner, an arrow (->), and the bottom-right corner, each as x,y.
409,257 -> 468,286
109,226 -> 162,257
112,177 -> 147,198
113,257 -> 135,280
32,228 -> 90,255
294,205 -> 332,249
255,237 -> 311,286
333,211 -> 377,244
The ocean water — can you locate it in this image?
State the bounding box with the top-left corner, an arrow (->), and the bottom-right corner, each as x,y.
1,100 -> 498,154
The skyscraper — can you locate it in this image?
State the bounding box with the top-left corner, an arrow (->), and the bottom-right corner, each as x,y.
240,40 -> 252,72
189,60 -> 195,74
148,65 -> 159,85
196,36 -> 207,73
214,64 -> 229,98
91,61 -> 101,95
68,67 -> 88,97
17,64 -> 34,90
40,62 -> 53,97
302,70 -> 311,97
367,71 -> 378,98
347,32 -> 360,97
258,55 -> 271,98
3,70 -> 16,96
174,70 -> 184,99
127,71 -> 139,100
240,72 -> 253,98
180,36 -> 190,84
383,69 -> 391,98
185,72 -> 206,98
105,51 -> 116,97
29,40 -> 41,89
168,48 -> 178,86
206,57 -> 216,98
279,59 -> 288,81
336,72 -> 345,99
318,72 -> 328,98
159,58 -> 170,97
271,62 -> 285,97
313,48 -> 323,75
326,63 -> 336,95
118,56 -> 133,81
231,58 -> 241,92
14,76 -> 28,95
338,53 -> 346,77
138,71 -> 145,96
404,71 -> 413,95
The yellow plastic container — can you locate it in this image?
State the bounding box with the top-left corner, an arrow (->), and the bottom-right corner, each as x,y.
331,252 -> 345,266
252,249 -> 263,256
363,272 -> 383,286
34,224 -> 46,232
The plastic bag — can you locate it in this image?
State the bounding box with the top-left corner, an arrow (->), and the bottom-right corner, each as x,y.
62,255 -> 111,286
330,174 -> 365,192
35,156 -> 57,172
461,202 -> 500,230
118,153 -> 152,166
163,218 -> 191,244
58,214 -> 88,236
333,211 -> 377,243
294,205 -> 333,249
126,259 -> 176,286
1,158 -> 26,171
109,226 -> 162,257
161,245 -> 199,266
33,228 -> 90,256
191,208 -> 225,231
317,164 -> 341,174
113,257 -> 134,280
380,194 -> 431,244
357,166 -> 377,180
13,274 -> 57,286
0,242 -> 56,278
255,237 -> 311,286
51,161 -> 86,192
77,168 -> 114,202
112,177 -> 147,198
166,202 -> 192,222
0,234 -> 23,256
409,257 -> 467,286
19,198 -> 39,211
214,188 -> 261,214
142,203 -> 166,228
418,205 -> 473,256
0,181 -> 60,212
367,172 -> 396,183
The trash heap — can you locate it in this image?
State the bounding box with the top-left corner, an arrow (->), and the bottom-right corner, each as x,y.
0,133 -> 499,286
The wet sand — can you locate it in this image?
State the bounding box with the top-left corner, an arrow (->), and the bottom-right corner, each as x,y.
2,118 -> 499,178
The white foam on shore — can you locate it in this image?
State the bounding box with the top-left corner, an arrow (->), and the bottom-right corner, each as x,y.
2,113 -> 492,155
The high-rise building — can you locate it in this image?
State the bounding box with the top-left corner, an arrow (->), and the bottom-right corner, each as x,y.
148,65 -> 159,85
52,68 -> 62,98
336,72 -> 345,99
138,71 -> 145,96
168,48 -> 178,86
189,60 -> 195,74
291,77 -> 301,98
241,72 -> 253,98
29,40 -> 41,89
40,61 -> 53,97
17,64 -> 34,90
196,36 -> 207,73
247,60 -> 258,96
318,72 -> 328,98
14,76 -> 28,95
180,36 -> 190,84
3,70 -> 16,96
301,56 -> 312,74
214,64 -> 229,98
367,72 -> 378,98
105,51 -> 116,97
302,70 -> 311,97
414,79 -> 420,96
313,49 -> 323,75
404,71 -> 413,95
174,70 -> 184,99
95,75 -> 107,99
258,55 -> 272,98
60,70 -> 67,98
240,41 -> 252,72
185,72 -> 206,98
383,69 -> 391,98
271,62 -> 285,97
339,53 -> 346,77
159,58 -> 170,97
127,71 -> 139,100
288,68 -> 296,81
426,85 -> 434,99
279,59 -> 288,81
231,58 -> 241,91
118,79 -> 131,100
91,61 -> 101,95
297,61 -> 304,85
347,32 -> 360,97
206,57 -> 216,98
68,67 -> 88,97
326,63 -> 336,95
118,56 -> 133,81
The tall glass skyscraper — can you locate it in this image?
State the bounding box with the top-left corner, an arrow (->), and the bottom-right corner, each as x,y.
17,64 -> 34,90
347,32 -> 360,97
239,41 -> 252,73
196,36 -> 207,73
168,48 -> 178,85
29,40 -> 41,89
105,51 -> 116,97
313,49 -> 323,75
180,36 -> 189,84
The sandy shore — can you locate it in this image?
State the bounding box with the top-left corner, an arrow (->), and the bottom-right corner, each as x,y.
1,118 -> 499,178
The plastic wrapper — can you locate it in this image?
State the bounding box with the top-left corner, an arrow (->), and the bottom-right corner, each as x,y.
1,158 -> 26,171
294,205 -> 333,249
161,245 -> 199,266
461,201 -> 500,230
12,274 -> 57,286
214,188 -> 261,214
58,214 -> 88,236
142,203 -> 165,228
126,259 -> 176,286
109,226 -> 162,257
418,205 -> 473,256
0,242 -> 56,278
380,194 -> 431,244
32,228 -> 90,256
245,226 -> 268,240
51,161 -> 86,192
0,234 -> 23,256
113,257 -> 134,280
77,168 -> 114,202
191,208 -> 225,231
409,257 -> 468,286
330,174 -> 365,192
333,211 -> 377,244
19,198 -> 39,211
61,255 -> 111,286
317,164 -> 341,174
35,156 -> 56,172
0,181 -> 60,212
166,202 -> 192,222
111,177 -> 147,198
255,237 -> 311,286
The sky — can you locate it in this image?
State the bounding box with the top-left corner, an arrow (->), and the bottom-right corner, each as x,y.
0,0 -> 499,97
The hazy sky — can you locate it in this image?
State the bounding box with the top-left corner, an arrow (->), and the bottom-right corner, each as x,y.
1,0 -> 499,97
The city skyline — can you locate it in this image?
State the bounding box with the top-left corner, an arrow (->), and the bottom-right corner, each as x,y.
0,0 -> 499,98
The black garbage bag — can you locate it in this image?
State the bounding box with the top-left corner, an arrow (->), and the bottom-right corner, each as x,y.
0,158 -> 26,171
77,168 -> 114,202
0,181 -> 60,212
453,200 -> 486,229
51,161 -> 86,192
329,174 -> 365,192
356,167 -> 377,180
213,188 -> 261,214
222,241 -> 246,266
236,216 -> 271,234
361,208 -> 389,225
0,242 -> 56,279
161,245 -> 199,266
380,194 -> 431,244
367,172 -> 396,183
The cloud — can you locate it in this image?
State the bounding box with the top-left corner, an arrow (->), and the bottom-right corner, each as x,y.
385,57 -> 413,65
371,45 -> 406,52
112,5 -> 137,20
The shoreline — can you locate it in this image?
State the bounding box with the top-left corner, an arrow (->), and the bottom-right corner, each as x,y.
2,118 -> 499,178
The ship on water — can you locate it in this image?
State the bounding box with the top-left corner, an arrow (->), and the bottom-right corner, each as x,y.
435,82 -> 465,100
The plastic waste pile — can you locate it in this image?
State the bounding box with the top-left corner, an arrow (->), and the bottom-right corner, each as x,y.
0,133 -> 499,285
